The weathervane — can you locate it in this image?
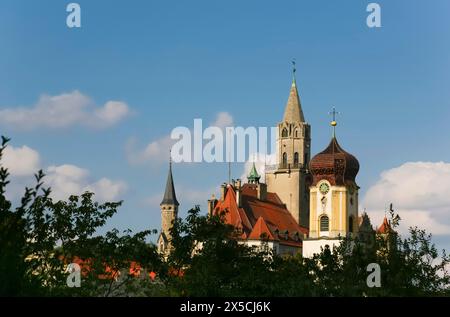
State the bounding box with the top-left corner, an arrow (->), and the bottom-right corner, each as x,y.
329,106 -> 340,137
292,59 -> 297,83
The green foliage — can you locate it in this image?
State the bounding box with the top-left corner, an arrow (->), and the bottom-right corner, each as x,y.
1,135 -> 449,297
0,137 -> 163,296
165,206 -> 450,297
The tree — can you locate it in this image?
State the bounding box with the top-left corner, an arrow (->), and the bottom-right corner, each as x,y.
304,209 -> 450,296
0,137 -> 164,296
1,135 -> 448,296
165,204 -> 449,296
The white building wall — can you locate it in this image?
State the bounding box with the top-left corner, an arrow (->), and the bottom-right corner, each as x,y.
302,238 -> 342,258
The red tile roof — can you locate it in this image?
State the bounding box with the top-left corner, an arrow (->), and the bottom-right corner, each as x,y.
213,183 -> 308,247
248,217 -> 276,240
376,216 -> 393,234
65,256 -> 157,280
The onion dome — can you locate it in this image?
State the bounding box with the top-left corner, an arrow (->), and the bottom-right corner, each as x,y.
309,136 -> 359,186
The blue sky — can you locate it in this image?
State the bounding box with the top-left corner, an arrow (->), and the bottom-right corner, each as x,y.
1,0 -> 450,249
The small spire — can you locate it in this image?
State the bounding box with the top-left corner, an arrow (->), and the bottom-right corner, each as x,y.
283,60 -> 305,123
161,156 -> 179,206
247,161 -> 261,184
329,106 -> 339,138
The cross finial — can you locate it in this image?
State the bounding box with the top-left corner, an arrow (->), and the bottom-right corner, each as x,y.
329,106 -> 340,137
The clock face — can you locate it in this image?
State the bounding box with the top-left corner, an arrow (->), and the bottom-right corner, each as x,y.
319,183 -> 330,195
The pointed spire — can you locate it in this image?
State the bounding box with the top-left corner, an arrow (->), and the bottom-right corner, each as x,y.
161,158 -> 179,206
283,62 -> 305,123
377,216 -> 393,234
247,162 -> 261,184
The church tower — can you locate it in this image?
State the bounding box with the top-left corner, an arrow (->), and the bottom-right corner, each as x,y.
302,114 -> 360,257
265,68 -> 311,227
157,160 -> 179,256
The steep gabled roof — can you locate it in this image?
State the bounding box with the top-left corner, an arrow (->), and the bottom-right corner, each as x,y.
377,216 -> 393,234
248,217 -> 276,241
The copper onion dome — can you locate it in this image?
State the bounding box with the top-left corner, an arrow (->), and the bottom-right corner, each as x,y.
309,137 -> 359,186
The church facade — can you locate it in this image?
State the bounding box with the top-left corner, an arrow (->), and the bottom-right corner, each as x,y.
157,71 -> 388,258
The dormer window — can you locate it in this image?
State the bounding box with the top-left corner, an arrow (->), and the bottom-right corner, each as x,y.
281,128 -> 288,138
274,228 -> 280,237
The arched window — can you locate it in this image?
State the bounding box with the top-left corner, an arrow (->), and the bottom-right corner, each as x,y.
281,128 -> 288,138
282,152 -> 288,168
349,216 -> 354,233
320,215 -> 329,232
294,152 -> 299,167
294,129 -> 299,138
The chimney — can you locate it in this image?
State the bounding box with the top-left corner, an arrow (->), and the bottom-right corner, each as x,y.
207,194 -> 217,216
257,183 -> 267,201
220,183 -> 227,201
235,179 -> 242,207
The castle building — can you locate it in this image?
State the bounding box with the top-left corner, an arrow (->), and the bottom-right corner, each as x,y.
157,69 -> 389,258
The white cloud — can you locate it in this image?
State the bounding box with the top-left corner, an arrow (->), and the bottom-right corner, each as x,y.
240,152 -> 276,183
45,164 -> 127,202
363,162 -> 450,236
126,135 -> 174,165
94,101 -> 130,127
2,145 -> 40,176
1,143 -> 127,202
85,178 -> 128,202
127,112 -> 234,166
212,112 -> 233,129
0,91 -> 130,130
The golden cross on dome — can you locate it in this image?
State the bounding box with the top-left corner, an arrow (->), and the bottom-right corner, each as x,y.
329,106 -> 340,137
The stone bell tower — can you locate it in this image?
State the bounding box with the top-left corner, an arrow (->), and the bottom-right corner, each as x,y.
157,160 -> 179,256
266,66 -> 311,228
